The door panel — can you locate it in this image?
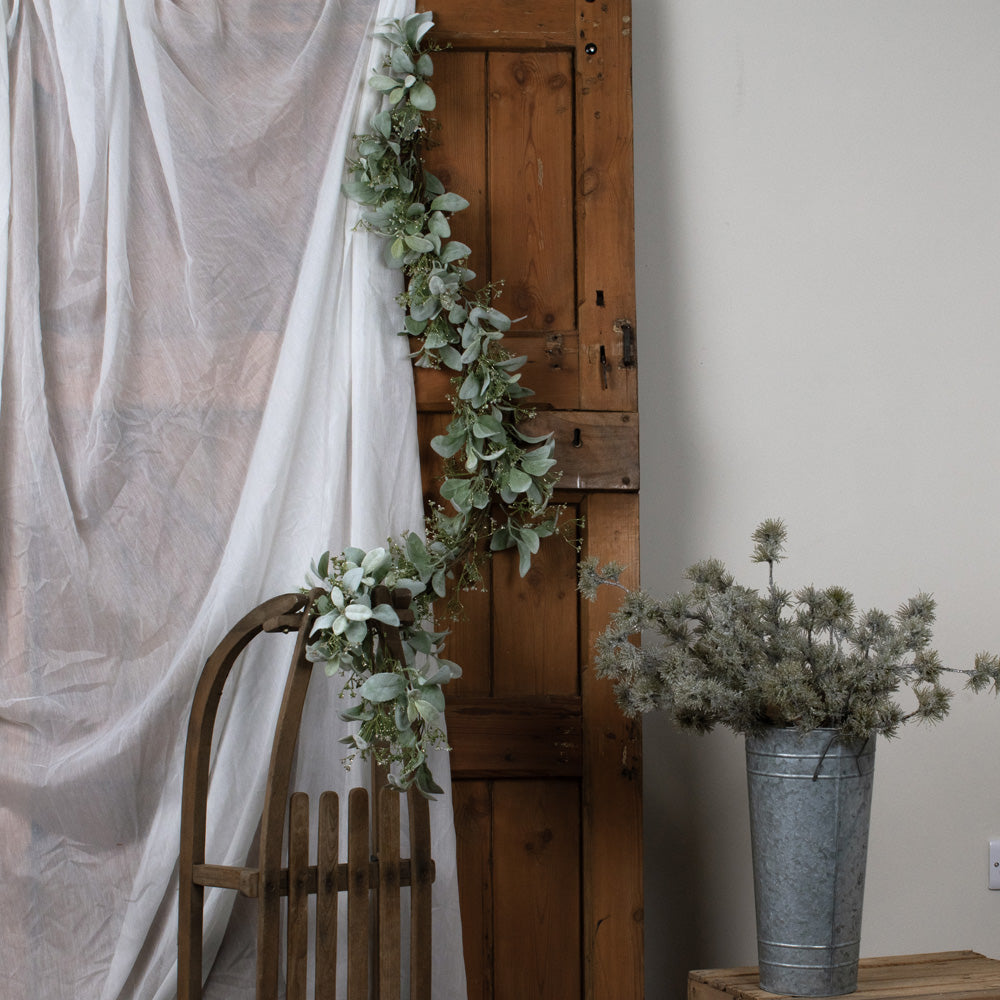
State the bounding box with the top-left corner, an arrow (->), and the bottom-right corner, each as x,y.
453,781 -> 493,999
415,2 -> 642,997
493,780 -> 582,999
422,52 -> 489,290
492,538 -> 579,697
488,50 -> 576,333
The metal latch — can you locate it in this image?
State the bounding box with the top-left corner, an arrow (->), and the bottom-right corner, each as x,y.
616,319 -> 637,368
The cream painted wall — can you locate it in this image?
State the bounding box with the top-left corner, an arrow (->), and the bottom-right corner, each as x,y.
633,2 -> 1000,994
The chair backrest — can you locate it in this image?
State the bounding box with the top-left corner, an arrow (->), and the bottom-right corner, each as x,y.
178,588 -> 433,1000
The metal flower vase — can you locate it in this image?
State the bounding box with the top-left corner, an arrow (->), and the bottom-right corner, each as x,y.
745,727 -> 876,997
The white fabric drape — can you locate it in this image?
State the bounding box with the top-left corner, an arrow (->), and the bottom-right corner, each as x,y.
0,1 -> 466,998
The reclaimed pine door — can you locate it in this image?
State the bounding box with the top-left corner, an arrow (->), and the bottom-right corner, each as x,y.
413,2 -> 642,997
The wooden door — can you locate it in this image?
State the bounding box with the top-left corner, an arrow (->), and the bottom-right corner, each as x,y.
413,2 -> 642,997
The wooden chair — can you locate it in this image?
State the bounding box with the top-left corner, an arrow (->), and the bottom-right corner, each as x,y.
178,587 -> 434,1000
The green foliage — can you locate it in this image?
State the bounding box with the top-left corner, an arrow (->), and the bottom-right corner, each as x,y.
306,13 -> 564,795
306,543 -> 458,797
579,521 -> 1000,742
342,12 -> 561,583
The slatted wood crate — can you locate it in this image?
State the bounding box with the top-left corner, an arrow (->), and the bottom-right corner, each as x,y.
688,951 -> 1000,999
178,589 -> 434,1000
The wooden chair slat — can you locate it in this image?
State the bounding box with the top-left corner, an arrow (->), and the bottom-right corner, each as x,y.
377,786 -> 403,998
347,787 -> 371,1000
256,596 -> 320,1000
408,791 -> 434,1000
315,790 -> 340,1000
287,792 -> 310,1000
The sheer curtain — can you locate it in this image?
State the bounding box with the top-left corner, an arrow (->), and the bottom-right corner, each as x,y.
0,2 -> 466,998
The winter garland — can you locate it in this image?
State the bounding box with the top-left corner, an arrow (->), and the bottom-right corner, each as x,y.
305,12 -> 561,796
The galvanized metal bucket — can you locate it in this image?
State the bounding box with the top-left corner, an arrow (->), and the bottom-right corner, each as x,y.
746,727 -> 876,997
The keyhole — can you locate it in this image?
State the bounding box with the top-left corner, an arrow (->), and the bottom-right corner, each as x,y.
572,428 -> 583,448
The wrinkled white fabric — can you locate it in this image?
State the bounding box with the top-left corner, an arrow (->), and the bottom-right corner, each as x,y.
0,1 -> 466,998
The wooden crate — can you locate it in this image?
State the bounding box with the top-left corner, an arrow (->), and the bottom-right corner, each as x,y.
688,951 -> 1000,999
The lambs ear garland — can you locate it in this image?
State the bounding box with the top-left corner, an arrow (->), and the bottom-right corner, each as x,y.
306,13 -> 563,796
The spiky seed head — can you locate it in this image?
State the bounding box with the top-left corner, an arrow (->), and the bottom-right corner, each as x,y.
750,518 -> 787,566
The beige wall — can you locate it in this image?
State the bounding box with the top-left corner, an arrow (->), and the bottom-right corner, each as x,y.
633,1 -> 1000,993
